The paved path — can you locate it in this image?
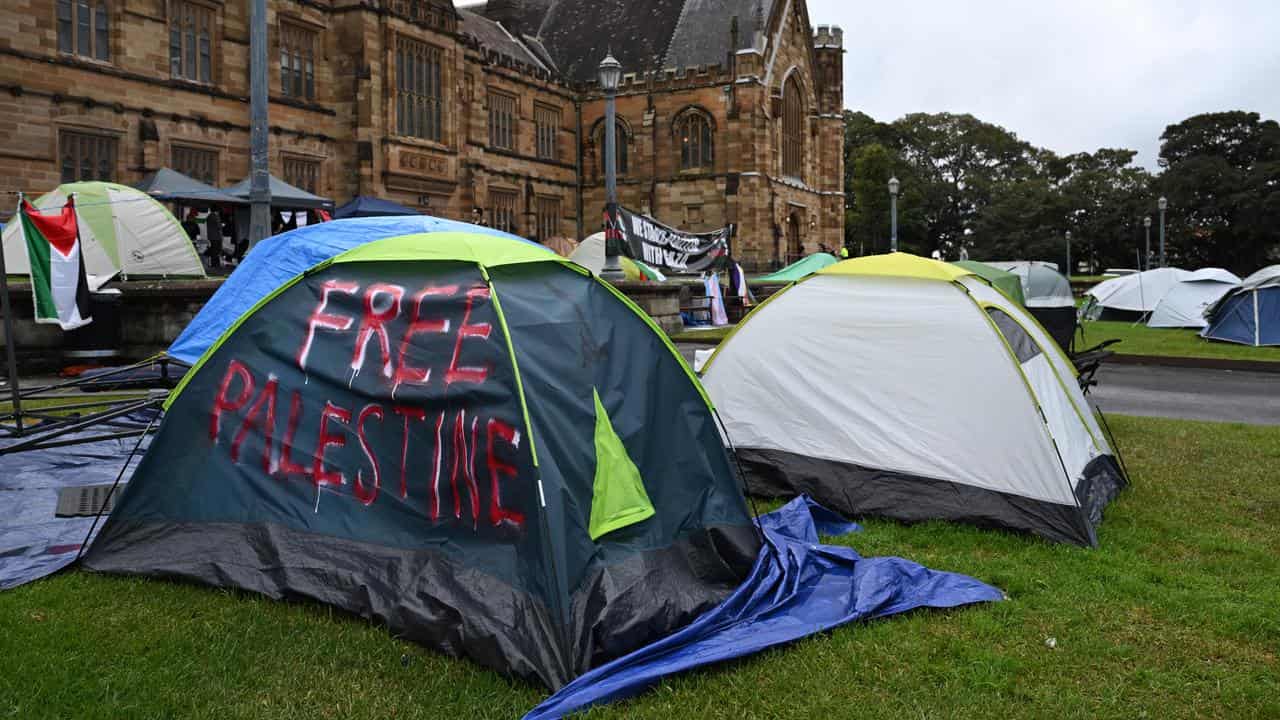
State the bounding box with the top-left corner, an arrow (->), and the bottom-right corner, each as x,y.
1089,364 -> 1280,426
675,343 -> 1280,426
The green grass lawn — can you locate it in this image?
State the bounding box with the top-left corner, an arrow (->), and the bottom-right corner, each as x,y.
2,415 -> 1277,719
1081,320 -> 1279,362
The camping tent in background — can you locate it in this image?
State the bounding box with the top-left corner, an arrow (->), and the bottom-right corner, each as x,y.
701,253 -> 1126,547
757,253 -> 837,283
953,260 -> 1026,305
133,168 -> 245,207
1,182 -> 206,290
1083,267 -> 1190,320
332,196 -> 418,219
1201,265 -> 1280,346
986,261 -> 1075,350
85,231 -> 761,690
166,216 -> 533,364
986,261 -> 1073,307
569,232 -> 664,281
224,174 -> 331,210
1148,268 -> 1242,328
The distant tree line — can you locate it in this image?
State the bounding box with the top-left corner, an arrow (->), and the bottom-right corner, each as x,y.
843,110 -> 1280,275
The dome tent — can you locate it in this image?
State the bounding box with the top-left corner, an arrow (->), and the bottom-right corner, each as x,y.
986,261 -> 1073,307
2,181 -> 206,289
701,253 -> 1127,547
1083,267 -> 1189,320
1147,268 -> 1241,329
84,232 -> 759,689
1201,265 -> 1280,346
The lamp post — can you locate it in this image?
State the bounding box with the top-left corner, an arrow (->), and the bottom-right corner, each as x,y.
1143,216 -> 1152,271
247,0 -> 271,246
598,52 -> 624,280
1158,196 -> 1168,268
888,176 -> 900,252
1065,230 -> 1072,278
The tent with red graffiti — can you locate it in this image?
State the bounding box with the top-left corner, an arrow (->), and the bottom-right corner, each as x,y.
81,231 -> 760,689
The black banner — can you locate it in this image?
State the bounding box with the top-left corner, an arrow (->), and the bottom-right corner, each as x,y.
608,206 -> 731,274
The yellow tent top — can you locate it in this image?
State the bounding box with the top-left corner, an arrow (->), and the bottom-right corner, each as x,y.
818,252 -> 974,282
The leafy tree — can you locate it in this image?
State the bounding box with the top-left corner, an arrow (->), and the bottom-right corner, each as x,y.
1157,112 -> 1280,273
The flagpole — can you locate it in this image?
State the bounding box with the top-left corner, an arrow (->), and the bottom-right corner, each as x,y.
1,192 -> 25,435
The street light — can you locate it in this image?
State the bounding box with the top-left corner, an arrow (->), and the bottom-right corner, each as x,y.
1158,196 -> 1168,268
888,176 -> 900,252
598,52 -> 624,280
1065,230 -> 1072,278
1143,215 -> 1152,271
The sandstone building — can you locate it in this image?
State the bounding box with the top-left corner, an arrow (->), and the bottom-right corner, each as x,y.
0,0 -> 844,269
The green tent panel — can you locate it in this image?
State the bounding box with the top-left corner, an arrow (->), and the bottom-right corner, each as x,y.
588,388 -> 655,540
953,260 -> 1026,306
83,232 -> 758,691
757,253 -> 837,283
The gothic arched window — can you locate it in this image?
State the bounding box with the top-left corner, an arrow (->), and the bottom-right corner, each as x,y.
782,74 -> 804,179
676,110 -> 714,170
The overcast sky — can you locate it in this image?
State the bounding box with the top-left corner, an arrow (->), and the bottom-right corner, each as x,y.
812,0 -> 1280,169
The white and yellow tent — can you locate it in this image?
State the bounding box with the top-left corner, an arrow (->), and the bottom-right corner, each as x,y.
701,253 -> 1126,546
3,181 -> 205,289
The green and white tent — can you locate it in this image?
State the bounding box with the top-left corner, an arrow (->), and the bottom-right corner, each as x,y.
84,231 -> 758,689
953,260 -> 1026,305
702,253 -> 1126,546
2,181 -> 205,289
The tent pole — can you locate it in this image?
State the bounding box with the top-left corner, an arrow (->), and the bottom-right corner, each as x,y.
1,193 -> 25,436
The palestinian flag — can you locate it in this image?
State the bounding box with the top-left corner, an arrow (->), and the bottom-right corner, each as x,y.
19,198 -> 92,330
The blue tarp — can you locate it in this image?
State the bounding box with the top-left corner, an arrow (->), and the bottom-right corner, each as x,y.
523,496 -> 1004,719
333,196 -> 419,219
0,412 -> 155,590
166,217 -> 540,364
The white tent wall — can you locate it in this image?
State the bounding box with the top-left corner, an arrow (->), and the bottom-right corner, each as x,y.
104,186 -> 204,278
703,274 -> 1077,506
959,277 -> 1109,456
1148,280 -> 1238,328
1,189 -> 120,290
1085,267 -> 1190,316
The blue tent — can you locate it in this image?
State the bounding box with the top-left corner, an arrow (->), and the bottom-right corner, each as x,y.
333,195 -> 419,219
1201,266 -> 1280,347
166,216 -> 540,364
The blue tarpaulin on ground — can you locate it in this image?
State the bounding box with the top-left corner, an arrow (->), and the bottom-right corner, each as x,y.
523,496 -> 1004,719
0,413 -> 155,590
166,216 -> 540,364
